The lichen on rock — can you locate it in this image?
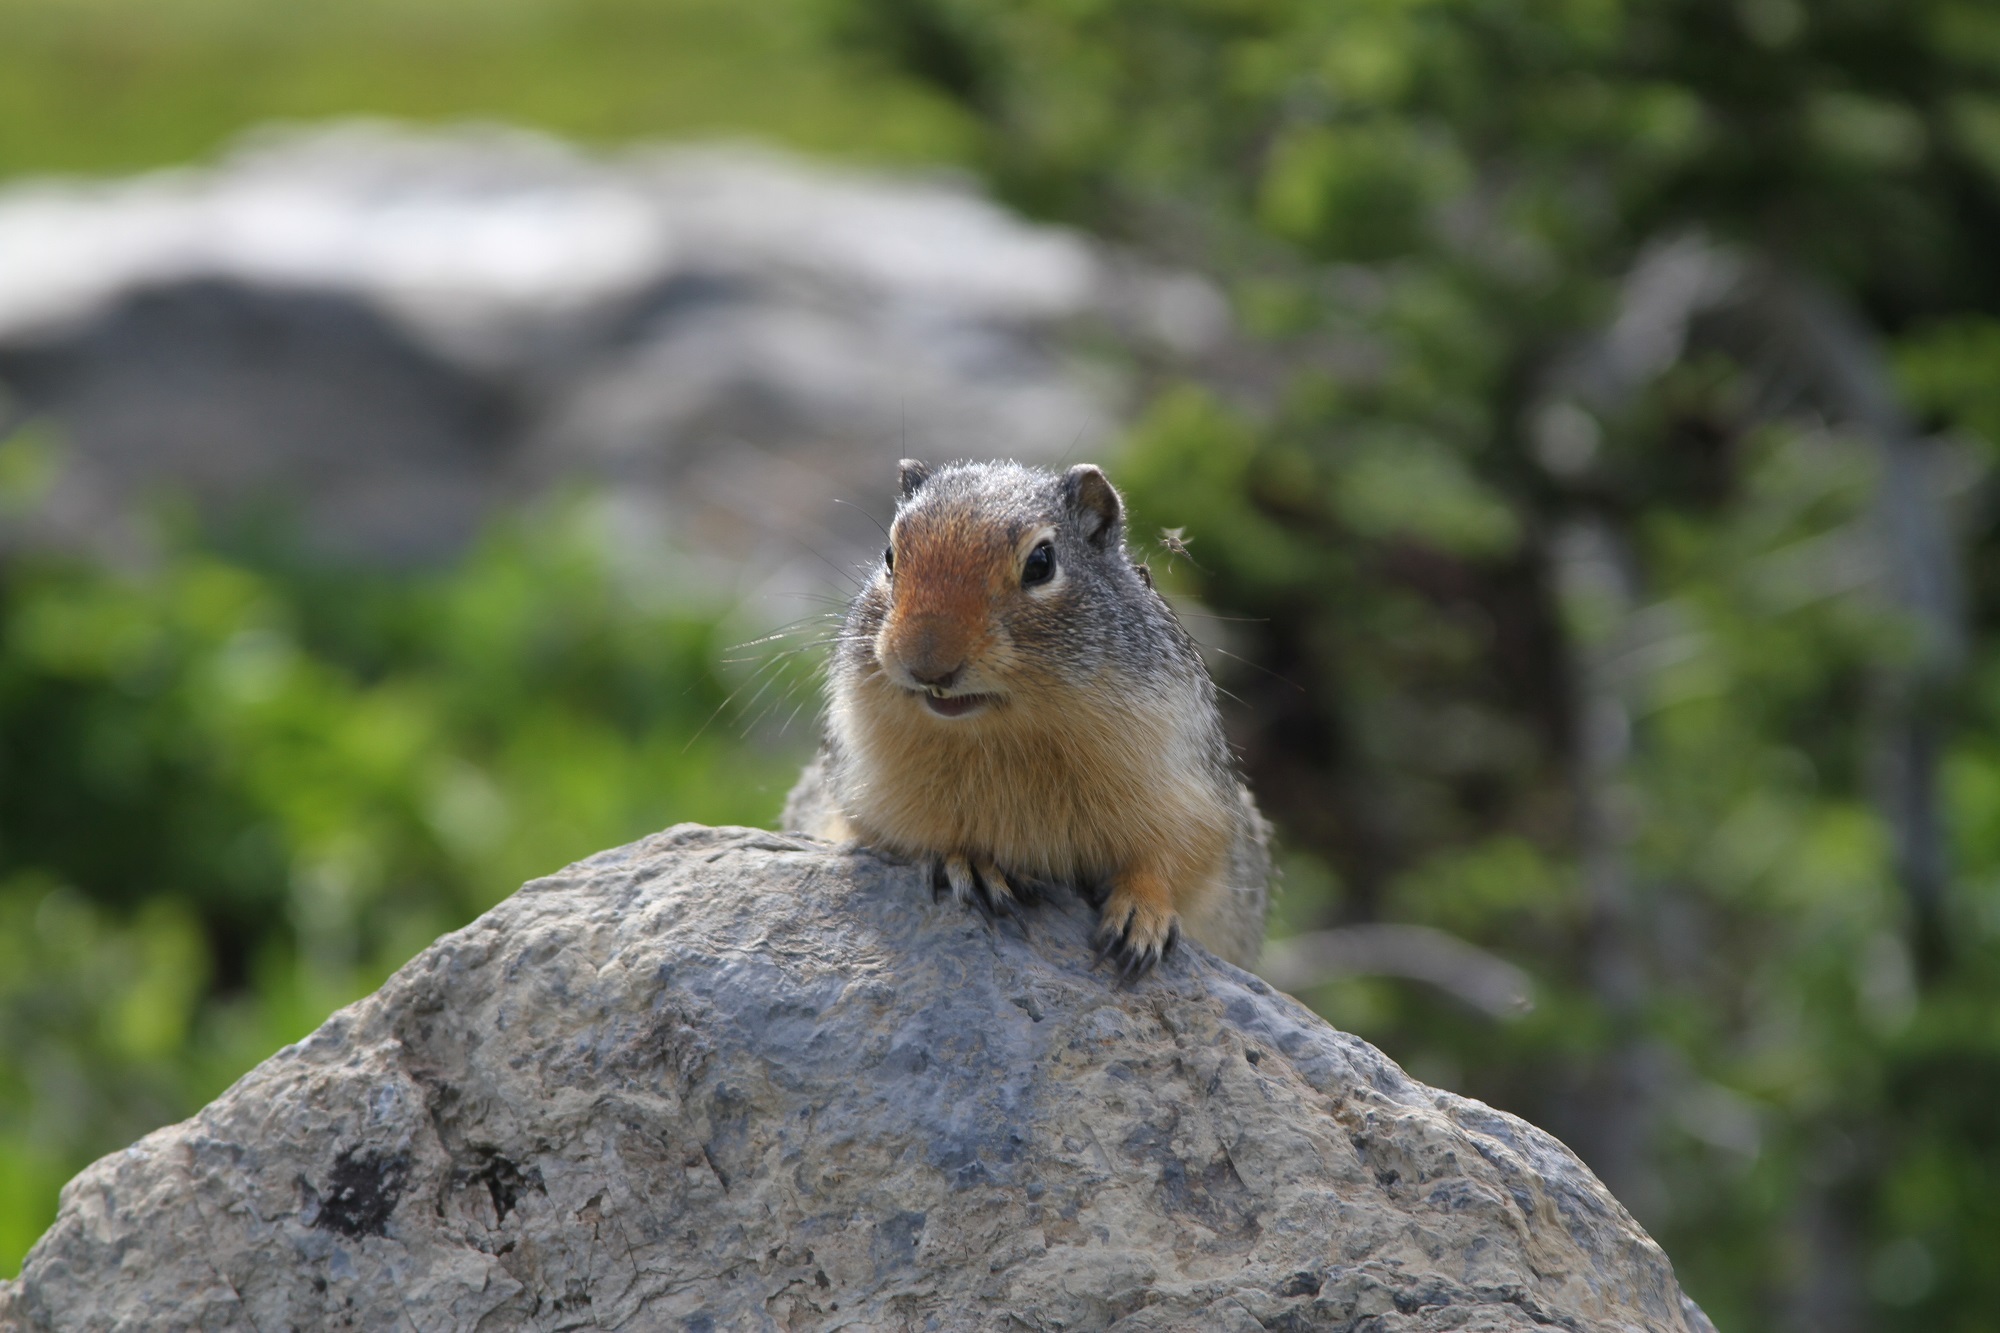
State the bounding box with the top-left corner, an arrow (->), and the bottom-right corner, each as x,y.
0,825 -> 1715,1331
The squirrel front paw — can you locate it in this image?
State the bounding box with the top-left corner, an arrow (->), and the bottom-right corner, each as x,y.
1093,876 -> 1181,982
929,854 -> 1039,923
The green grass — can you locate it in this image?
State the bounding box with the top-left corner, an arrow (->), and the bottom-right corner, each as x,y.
0,0 -> 973,179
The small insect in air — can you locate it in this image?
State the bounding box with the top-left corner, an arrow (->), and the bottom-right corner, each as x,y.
1159,526 -> 1203,572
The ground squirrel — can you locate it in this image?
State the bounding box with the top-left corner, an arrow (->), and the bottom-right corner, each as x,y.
783,458 -> 1271,978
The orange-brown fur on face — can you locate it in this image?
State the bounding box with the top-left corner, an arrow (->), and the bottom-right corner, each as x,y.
875,508 -> 1020,691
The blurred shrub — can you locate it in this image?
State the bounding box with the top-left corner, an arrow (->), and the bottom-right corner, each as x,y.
0,503 -> 810,1273
835,0 -> 2000,1326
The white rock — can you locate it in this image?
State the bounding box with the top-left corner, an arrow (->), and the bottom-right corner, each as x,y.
0,124 -> 1220,573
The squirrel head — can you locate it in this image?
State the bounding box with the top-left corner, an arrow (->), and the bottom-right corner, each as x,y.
859,458 -> 1134,722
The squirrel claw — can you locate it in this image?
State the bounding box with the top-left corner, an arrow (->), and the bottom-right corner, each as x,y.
935,854 -> 1030,931
976,861 -> 1031,937
942,855 -> 990,921
976,861 -> 1017,916
1010,875 -> 1052,908
1093,911 -> 1180,984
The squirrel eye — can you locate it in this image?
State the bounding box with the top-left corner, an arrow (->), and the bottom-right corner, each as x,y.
884,545 -> 895,573
1022,540 -> 1056,587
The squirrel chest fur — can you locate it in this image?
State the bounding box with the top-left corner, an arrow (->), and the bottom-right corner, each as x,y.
783,458 -> 1271,978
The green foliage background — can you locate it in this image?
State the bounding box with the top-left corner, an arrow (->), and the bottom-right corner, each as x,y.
0,498 -> 811,1269
6,1 -> 2000,1328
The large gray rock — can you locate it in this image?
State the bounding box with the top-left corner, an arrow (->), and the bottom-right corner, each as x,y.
0,826 -> 1714,1331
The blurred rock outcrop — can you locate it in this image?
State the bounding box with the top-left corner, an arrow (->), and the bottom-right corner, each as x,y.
0,825 -> 1713,1332
0,123 -> 1224,580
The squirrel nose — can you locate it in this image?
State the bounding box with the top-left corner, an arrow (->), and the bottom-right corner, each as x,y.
886,613 -> 974,690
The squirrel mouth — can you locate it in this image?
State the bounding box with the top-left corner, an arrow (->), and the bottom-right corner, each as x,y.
917,690 -> 995,719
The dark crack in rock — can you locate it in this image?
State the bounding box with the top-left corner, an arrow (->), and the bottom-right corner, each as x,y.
0,825 -> 1717,1332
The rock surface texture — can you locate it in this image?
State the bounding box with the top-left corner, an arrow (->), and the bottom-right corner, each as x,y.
0,826 -> 1715,1332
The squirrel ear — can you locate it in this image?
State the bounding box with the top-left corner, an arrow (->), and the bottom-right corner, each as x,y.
1063,464 -> 1123,549
897,459 -> 933,500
